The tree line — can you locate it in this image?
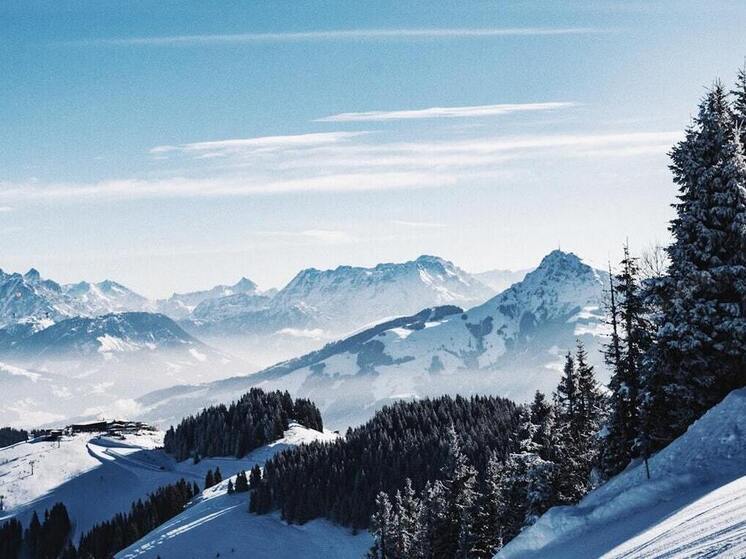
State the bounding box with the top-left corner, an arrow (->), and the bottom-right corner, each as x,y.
163,388 -> 323,461
367,344 -> 605,558
0,503 -> 73,559
0,480 -> 196,559
600,73 -> 746,480
0,427 -> 28,448
250,394 -> 521,529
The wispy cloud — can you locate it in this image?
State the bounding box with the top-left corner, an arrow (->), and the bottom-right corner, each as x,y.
1,130 -> 678,202
316,102 -> 577,122
80,28 -> 605,47
0,206 -> 14,213
151,132 -> 366,159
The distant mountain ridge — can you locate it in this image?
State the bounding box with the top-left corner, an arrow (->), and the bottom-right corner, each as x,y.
178,255 -> 496,365
133,250 -> 610,429
0,312 -> 247,427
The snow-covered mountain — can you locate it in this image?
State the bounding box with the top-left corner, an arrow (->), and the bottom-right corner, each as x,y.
0,267 -> 152,329
181,255 -> 496,366
497,388 -> 746,559
0,313 -> 247,427
271,255 -> 494,330
133,250 -> 609,429
155,277 -> 260,320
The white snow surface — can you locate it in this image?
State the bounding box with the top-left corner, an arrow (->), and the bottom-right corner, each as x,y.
115,422 -> 368,559
497,388 -> 746,559
0,422 -> 338,543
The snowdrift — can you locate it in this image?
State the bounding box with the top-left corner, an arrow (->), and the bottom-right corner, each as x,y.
497,388 -> 746,558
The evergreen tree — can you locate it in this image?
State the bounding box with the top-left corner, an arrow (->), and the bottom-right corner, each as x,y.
227,480 -> 234,494
235,470 -> 250,493
640,83 -> 746,454
249,465 -> 262,490
469,454 -> 502,558
392,479 -> 420,558
554,345 -> 603,502
368,492 -> 395,559
24,511 -> 41,559
204,469 -> 215,490
601,246 -> 652,478
214,466 -> 223,485
0,518 -> 22,559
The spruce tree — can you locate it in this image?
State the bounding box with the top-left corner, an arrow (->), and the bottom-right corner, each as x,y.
204,469 -> 215,490
368,492 -> 395,559
601,246 -> 651,478
640,83 -> 746,454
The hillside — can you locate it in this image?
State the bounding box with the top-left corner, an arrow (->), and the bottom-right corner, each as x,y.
496,388 -> 746,559
115,424 -> 369,559
0,422 -> 337,542
133,250 -> 608,429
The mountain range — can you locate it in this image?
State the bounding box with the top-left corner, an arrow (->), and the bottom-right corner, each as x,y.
0,251 -> 605,428
132,250 -> 609,429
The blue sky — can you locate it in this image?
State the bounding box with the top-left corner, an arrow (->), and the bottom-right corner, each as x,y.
2,1 -> 746,297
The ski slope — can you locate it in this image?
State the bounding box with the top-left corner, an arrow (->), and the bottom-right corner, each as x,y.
115,422 -> 369,558
0,423 -> 337,541
497,388 -> 746,559
116,478 -> 371,559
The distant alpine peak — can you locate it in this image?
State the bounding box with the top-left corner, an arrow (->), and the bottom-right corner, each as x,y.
414,254 -> 448,265
493,249 -> 605,320
23,268 -> 41,282
233,277 -> 258,292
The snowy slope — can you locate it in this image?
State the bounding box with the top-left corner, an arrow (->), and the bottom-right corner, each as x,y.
134,250 -> 608,429
115,424 -> 369,559
497,388 -> 746,559
0,422 -> 337,541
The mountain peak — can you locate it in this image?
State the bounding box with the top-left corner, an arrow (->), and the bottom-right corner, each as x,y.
23,268 -> 41,282
415,255 -> 447,265
233,277 -> 258,292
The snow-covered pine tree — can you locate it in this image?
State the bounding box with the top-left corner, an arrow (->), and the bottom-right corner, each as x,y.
640,82 -> 746,453
431,425 -> 479,559
368,492 -> 396,559
554,344 -> 604,502
555,352 -> 578,437
393,479 -> 420,558
469,453 -> 503,558
575,341 -> 606,440
600,246 -> 652,478
413,480 -> 446,559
